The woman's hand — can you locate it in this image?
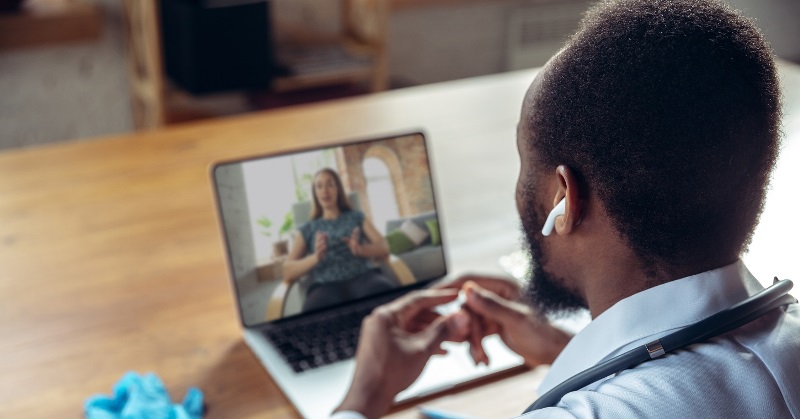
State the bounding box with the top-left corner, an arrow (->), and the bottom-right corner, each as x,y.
342,227 -> 362,257
282,231 -> 323,284
314,231 -> 328,262
351,218 -> 390,259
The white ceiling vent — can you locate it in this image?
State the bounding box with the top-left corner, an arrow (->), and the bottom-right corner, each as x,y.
505,2 -> 589,70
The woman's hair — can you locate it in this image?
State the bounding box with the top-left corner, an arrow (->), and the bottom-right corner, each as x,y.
310,168 -> 352,220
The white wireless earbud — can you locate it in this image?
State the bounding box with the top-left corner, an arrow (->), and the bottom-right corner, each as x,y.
541,197 -> 566,236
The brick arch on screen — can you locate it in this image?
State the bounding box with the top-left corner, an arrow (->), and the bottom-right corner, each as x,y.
363,145 -> 410,217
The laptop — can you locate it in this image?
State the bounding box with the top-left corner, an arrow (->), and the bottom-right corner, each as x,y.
211,132 -> 524,419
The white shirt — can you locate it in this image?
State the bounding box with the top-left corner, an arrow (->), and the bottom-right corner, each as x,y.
333,260 -> 800,418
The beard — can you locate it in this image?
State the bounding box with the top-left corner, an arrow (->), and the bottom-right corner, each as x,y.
519,182 -> 587,317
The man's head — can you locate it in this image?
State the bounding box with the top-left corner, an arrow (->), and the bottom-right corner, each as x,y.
517,0 -> 781,316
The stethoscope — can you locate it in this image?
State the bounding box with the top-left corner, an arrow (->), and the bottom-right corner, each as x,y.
525,198 -> 798,413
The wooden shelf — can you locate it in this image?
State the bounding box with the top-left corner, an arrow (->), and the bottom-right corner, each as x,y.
390,0 -> 518,9
272,40 -> 378,93
123,0 -> 389,130
0,0 -> 102,51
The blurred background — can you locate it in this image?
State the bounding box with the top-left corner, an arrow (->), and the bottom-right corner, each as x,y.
1,0 -> 798,150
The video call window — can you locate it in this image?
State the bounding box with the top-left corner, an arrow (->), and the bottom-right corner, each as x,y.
214,134 -> 446,326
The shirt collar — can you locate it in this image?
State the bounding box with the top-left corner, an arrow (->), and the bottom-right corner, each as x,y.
538,259 -> 764,395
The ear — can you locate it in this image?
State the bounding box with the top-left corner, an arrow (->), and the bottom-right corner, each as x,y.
553,165 -> 582,235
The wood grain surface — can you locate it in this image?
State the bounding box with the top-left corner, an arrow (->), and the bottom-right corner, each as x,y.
1,60 -> 798,419
0,69 -> 536,418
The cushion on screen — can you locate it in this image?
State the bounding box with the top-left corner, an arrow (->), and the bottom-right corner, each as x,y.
386,229 -> 416,255
399,219 -> 429,246
425,219 -> 441,246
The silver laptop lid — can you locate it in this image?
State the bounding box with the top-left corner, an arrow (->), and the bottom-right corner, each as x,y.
211,132 -> 448,327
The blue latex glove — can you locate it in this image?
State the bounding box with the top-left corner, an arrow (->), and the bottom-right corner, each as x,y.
85,371 -> 204,419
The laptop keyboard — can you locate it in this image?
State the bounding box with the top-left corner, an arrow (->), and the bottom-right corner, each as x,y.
264,294 -> 397,373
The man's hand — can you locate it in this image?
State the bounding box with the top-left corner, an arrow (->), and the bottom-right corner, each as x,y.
437,274 -> 572,367
334,289 -> 470,419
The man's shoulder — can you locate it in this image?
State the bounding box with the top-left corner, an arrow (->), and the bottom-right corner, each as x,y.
541,340 -> 785,418
552,308 -> 800,418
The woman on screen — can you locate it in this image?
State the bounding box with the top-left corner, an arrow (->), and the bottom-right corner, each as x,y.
283,168 -> 396,312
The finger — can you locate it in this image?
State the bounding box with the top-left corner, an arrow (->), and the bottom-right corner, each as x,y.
463,308 -> 489,365
405,310 -> 441,333
419,311 -> 470,355
433,274 -> 506,289
415,309 -> 442,325
434,274 -> 521,300
476,315 -> 491,364
481,314 -> 500,337
387,289 -> 460,327
464,282 -> 525,325
468,310 -> 483,364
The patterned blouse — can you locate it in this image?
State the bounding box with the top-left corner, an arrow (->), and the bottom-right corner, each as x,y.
300,210 -> 371,284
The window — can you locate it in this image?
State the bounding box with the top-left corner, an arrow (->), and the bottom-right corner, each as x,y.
363,157 -> 399,234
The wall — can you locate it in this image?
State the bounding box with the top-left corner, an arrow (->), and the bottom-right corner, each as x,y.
727,0 -> 800,62
0,0 -> 133,150
338,134 -> 434,222
1,0 -> 797,150
215,162 -> 278,326
389,0 -> 800,85
389,1 -> 525,85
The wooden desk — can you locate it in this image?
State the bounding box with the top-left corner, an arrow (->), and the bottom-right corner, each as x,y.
1,61 -> 799,419
0,67 -> 537,419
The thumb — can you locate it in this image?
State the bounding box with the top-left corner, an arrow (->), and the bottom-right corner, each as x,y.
419,311 -> 470,354
464,282 -> 522,326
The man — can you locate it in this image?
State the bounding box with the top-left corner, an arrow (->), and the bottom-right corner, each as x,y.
333,0 -> 800,417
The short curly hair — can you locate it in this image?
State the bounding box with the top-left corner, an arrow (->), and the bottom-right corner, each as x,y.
524,0 -> 781,275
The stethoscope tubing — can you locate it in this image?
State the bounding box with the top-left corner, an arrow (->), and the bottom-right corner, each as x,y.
524,279 -> 795,413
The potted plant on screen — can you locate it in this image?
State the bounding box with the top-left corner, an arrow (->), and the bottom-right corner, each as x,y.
257,212 -> 294,259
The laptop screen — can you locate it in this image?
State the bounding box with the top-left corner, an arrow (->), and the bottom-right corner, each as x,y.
212,133 -> 447,327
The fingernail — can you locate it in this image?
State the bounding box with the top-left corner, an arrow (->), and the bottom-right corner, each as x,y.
466,288 -> 479,303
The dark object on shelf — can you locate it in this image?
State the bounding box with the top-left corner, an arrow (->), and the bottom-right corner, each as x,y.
0,0 -> 23,13
160,0 -> 276,95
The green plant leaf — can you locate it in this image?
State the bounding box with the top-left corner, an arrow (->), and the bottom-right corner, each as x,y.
279,212 -> 294,239
256,216 -> 273,237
